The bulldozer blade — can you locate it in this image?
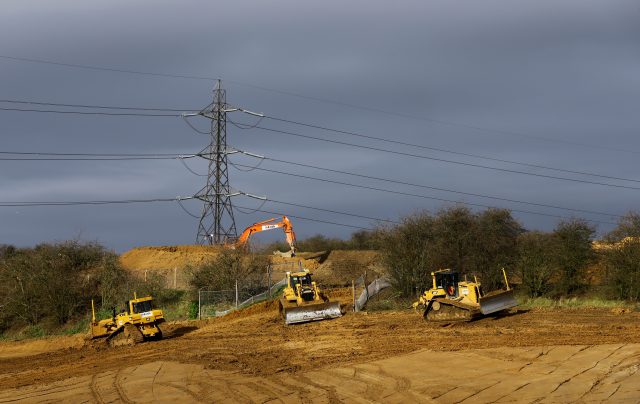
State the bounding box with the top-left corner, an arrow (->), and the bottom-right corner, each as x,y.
284,301 -> 342,325
479,289 -> 517,315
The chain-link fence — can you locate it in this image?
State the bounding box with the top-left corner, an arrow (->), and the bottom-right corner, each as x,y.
196,261 -> 305,319
198,278 -> 287,319
139,268 -> 191,290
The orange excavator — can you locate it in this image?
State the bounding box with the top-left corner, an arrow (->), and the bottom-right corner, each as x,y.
236,216 -> 297,256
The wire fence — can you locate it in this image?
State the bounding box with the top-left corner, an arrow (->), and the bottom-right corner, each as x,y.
198,278 -> 286,319
197,260 -> 307,319
194,260 -> 394,318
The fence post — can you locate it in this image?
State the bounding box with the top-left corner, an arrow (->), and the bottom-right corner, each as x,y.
144,269 -> 147,282
352,280 -> 356,312
198,290 -> 201,320
174,267 -> 177,288
364,270 -> 370,301
267,264 -> 272,298
235,280 -> 239,308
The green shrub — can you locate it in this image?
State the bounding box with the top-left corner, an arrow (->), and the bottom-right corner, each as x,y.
20,325 -> 47,339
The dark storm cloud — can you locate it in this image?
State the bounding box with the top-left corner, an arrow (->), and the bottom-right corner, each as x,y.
1,0 -> 639,251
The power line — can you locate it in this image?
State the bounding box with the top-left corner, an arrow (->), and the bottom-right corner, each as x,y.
6,96 -> 635,184
12,145 -> 609,218
0,197 -> 192,207
0,151 -> 185,157
0,157 -> 184,161
2,54 -> 636,155
0,151 -> 198,161
6,96 -> 637,186
229,162 -> 619,226
246,125 -> 640,192
261,115 -> 640,184
0,99 -> 193,112
0,107 -> 180,117
266,199 -> 400,224
234,204 -> 373,230
0,195 -> 377,230
0,54 -> 214,81
228,90 -> 640,155
263,157 -> 621,219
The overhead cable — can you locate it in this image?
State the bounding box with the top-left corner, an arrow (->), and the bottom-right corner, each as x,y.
246,125 -> 640,192
0,197 -> 193,207
0,107 -> 181,117
0,99 -> 194,112
267,199 -> 399,224
229,162 -> 618,226
260,115 -> 640,184
0,54 -> 214,81
2,54 -> 635,154
262,157 -> 621,218
4,96 -> 636,183
233,204 -> 373,230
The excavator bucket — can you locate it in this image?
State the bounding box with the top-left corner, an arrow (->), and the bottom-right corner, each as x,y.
479,289 -> 517,315
282,301 -> 342,325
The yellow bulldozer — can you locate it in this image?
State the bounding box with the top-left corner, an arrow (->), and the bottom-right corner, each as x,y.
413,268 -> 517,321
89,294 -> 165,346
279,269 -> 342,325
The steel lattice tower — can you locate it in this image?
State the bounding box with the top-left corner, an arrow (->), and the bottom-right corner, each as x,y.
196,80 -> 238,245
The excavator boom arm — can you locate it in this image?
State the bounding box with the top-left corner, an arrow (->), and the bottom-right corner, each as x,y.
236,216 -> 297,254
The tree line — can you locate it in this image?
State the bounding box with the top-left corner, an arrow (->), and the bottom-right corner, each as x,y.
2,208 -> 639,335
0,241 -> 178,335
374,207 -> 640,301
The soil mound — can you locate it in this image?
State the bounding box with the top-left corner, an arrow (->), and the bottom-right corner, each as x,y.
313,250 -> 384,286
119,245 -> 222,271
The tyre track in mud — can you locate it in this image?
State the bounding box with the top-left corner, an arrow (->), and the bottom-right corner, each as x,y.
2,345 -> 640,403
1,307 -> 640,402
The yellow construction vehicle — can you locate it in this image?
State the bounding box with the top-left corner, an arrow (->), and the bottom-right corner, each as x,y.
89,294 -> 165,346
279,269 -> 342,325
413,268 -> 517,321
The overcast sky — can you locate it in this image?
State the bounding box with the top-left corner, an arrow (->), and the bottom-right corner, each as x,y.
1,0 -> 639,252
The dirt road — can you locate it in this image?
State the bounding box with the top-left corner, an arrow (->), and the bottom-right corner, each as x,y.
1,305 -> 639,402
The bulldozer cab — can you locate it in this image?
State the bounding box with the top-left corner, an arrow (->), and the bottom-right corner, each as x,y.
131,299 -> 153,314
434,270 -> 459,297
124,297 -> 154,315
289,272 -> 315,301
289,272 -> 312,291
290,273 -> 312,288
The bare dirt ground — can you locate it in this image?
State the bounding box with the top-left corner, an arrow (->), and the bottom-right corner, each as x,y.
1,303 -> 639,403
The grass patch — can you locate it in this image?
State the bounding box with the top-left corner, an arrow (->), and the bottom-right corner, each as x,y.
17,325 -> 48,340
59,318 -> 89,336
161,299 -> 195,321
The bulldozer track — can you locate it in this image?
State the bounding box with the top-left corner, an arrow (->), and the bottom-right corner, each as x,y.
156,381 -> 204,402
0,379 -> 87,403
89,374 -> 105,404
113,369 -> 133,404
